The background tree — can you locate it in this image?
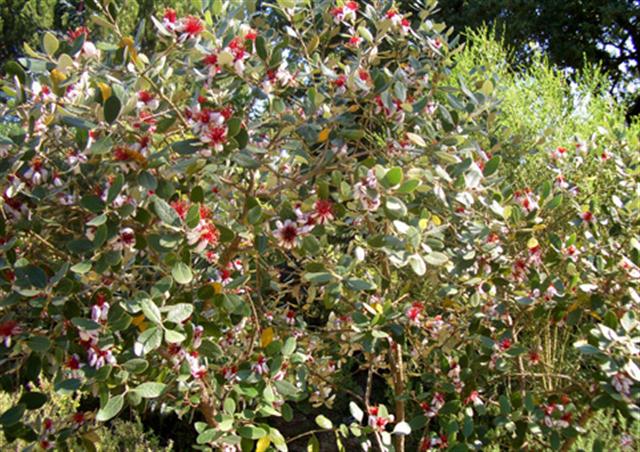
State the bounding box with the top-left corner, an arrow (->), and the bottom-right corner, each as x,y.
423,0 -> 640,119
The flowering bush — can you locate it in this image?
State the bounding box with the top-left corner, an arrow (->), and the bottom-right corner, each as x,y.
1,0 -> 639,450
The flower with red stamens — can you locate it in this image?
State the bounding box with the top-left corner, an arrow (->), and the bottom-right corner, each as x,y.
274,219 -> 299,249
581,211 -> 594,223
313,200 -> 334,224
177,16 -> 204,40
0,320 -> 21,347
67,26 -> 89,42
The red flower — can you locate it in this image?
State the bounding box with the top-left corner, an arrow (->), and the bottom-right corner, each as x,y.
72,412 -> 85,425
499,338 -> 512,350
180,16 -> 204,38
313,200 -> 334,224
203,53 -> 218,66
529,351 -> 540,364
67,26 -> 89,42
171,200 -> 189,220
0,320 -> 21,347
581,211 -> 593,223
163,8 -> 177,24
334,74 -> 347,87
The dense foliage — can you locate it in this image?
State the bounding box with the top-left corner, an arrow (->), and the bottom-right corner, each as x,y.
0,0 -> 639,451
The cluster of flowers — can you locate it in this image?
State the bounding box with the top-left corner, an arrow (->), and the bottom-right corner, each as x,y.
542,397 -> 573,430
353,169 -> 381,211
367,405 -> 395,432
162,9 -> 205,43
273,200 -> 334,249
172,200 -> 220,253
184,103 -> 234,155
166,325 -> 207,379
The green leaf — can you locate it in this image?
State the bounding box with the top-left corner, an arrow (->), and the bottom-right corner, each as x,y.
104,95 -> 122,124
546,194 -> 563,209
282,337 -> 296,357
315,415 -> 333,430
255,36 -> 268,60
425,252 -> 449,266
0,404 -> 25,426
164,329 -> 186,343
248,205 -> 263,225
62,116 -> 98,130
43,32 -> 59,56
186,204 -> 201,229
385,197 -> 407,218
303,272 -> 333,285
408,254 -> 426,276
54,378 -> 81,394
392,421 -> 411,435
106,173 -> 124,203
171,139 -> 201,155
238,425 -> 267,439
134,382 -> 166,398
349,402 -> 364,423
223,397 -> 236,415
71,261 -> 92,274
122,358 -> 149,374
397,179 -> 419,193
96,394 -> 124,422
172,262 -> 193,285
166,303 -> 194,324
136,326 -> 163,355
71,317 -> 101,330
227,117 -> 242,137
344,278 -> 376,291
383,167 -> 403,187
269,428 -> 287,451
274,380 -> 299,397
141,298 -> 163,325
153,196 -> 181,227
301,235 -> 320,255
18,392 -> 47,410
26,336 -> 51,353
483,156 -> 501,176
138,171 -> 157,190
307,435 -> 320,452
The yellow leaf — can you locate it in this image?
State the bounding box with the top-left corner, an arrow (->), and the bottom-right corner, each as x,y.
132,314 -> 148,331
256,436 -> 271,452
527,237 -> 539,249
119,36 -> 134,49
317,127 -> 331,143
532,223 -> 547,231
418,218 -> 429,230
119,36 -> 139,64
97,82 -> 112,101
50,69 -> 67,85
211,282 -> 223,294
260,327 -> 274,348
431,215 -> 441,226
348,104 -> 359,112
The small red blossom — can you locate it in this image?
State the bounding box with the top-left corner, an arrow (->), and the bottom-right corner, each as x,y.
499,338 -> 512,350
581,211 -> 594,223
313,200 -> 334,224
181,16 -> 204,38
163,8 -> 177,24
67,26 -> 89,42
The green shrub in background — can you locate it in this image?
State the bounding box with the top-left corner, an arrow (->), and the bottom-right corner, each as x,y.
0,380 -> 172,451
